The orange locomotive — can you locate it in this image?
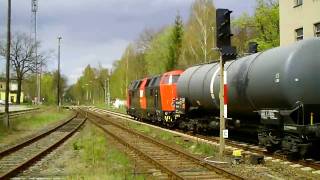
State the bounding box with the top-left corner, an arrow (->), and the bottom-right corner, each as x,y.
126,70 -> 183,127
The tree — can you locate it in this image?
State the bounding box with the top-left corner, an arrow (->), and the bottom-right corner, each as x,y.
135,28 -> 157,53
145,27 -> 173,75
96,64 -> 110,102
22,71 -> 67,105
254,0 -> 279,50
232,13 -> 257,55
168,13 -> 184,71
232,0 -> 279,52
0,32 -> 47,104
179,0 -> 217,67
65,64 -> 113,105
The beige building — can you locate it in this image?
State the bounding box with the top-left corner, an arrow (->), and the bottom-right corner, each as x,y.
0,78 -> 24,103
280,0 -> 320,46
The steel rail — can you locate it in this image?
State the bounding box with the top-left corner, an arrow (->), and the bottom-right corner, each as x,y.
0,114 -> 86,179
88,115 -> 184,179
0,114 -> 76,158
85,109 -> 243,180
0,108 -> 40,119
91,107 -> 320,171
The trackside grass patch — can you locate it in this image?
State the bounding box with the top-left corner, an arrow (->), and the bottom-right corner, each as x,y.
66,124 -> 145,179
0,107 -> 71,145
127,122 -> 218,157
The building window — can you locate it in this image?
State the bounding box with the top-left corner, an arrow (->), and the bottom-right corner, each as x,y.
315,23 -> 320,37
295,28 -> 303,41
294,0 -> 303,7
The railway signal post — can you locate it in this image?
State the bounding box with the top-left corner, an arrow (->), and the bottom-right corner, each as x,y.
218,52 -> 225,159
216,8 -> 237,158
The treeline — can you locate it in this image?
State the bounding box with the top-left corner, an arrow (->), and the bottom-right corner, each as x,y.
0,32 -> 67,104
232,0 -> 279,53
70,0 -> 279,103
23,72 -> 67,104
65,65 -> 109,105
109,0 -> 279,100
110,0 -> 217,99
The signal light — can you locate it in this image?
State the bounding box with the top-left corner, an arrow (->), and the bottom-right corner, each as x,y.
221,46 -> 237,62
216,8 -> 237,62
216,9 -> 233,48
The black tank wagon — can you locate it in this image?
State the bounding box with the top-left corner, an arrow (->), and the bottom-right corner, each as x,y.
176,38 -> 320,157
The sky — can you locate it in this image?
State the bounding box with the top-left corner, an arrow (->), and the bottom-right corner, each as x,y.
0,0 -> 256,84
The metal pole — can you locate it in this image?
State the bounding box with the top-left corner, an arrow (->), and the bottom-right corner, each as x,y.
32,0 -> 40,104
107,78 -> 110,107
4,0 -> 11,128
35,9 -> 40,104
86,85 -> 88,101
57,37 -> 62,107
219,53 -> 225,159
104,79 -> 107,104
126,52 -> 129,94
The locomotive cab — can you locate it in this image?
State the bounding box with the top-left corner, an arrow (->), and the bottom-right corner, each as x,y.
138,78 -> 148,120
127,80 -> 142,118
159,70 -> 184,127
145,75 -> 162,123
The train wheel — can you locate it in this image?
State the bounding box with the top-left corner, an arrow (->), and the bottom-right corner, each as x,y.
281,134 -> 311,158
266,145 -> 279,153
258,129 -> 281,153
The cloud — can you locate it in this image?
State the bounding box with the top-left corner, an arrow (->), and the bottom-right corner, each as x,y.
0,0 -> 254,84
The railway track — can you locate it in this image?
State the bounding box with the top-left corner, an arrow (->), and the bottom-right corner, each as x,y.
87,107 -> 320,173
0,113 -> 86,179
83,108 -> 243,180
0,108 -> 41,119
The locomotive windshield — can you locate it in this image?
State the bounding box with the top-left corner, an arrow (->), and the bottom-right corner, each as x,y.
172,75 -> 180,83
162,75 -> 180,84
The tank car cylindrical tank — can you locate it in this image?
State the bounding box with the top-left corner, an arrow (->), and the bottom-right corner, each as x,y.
177,38 -> 320,117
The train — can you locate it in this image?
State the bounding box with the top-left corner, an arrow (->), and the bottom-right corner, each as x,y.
126,38 -> 320,158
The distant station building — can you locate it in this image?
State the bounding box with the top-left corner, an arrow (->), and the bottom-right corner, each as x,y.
0,77 -> 24,103
280,0 -> 320,46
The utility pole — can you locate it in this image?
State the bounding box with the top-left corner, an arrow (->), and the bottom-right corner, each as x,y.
4,0 -> 12,128
32,0 -> 40,104
104,79 -> 107,104
86,84 -> 89,102
57,36 -> 62,107
125,52 -> 129,94
107,78 -> 110,107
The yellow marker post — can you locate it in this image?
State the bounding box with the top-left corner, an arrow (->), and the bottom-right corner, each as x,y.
232,149 -> 242,157
310,112 -> 314,125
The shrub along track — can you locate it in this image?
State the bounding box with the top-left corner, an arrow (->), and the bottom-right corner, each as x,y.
0,112 -> 86,179
82,108 -> 243,180
87,107 -> 320,172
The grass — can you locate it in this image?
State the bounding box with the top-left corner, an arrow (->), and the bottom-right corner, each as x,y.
96,103 -> 127,114
93,105 -> 218,157
0,107 -> 72,145
128,122 -> 218,157
66,124 -> 145,179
